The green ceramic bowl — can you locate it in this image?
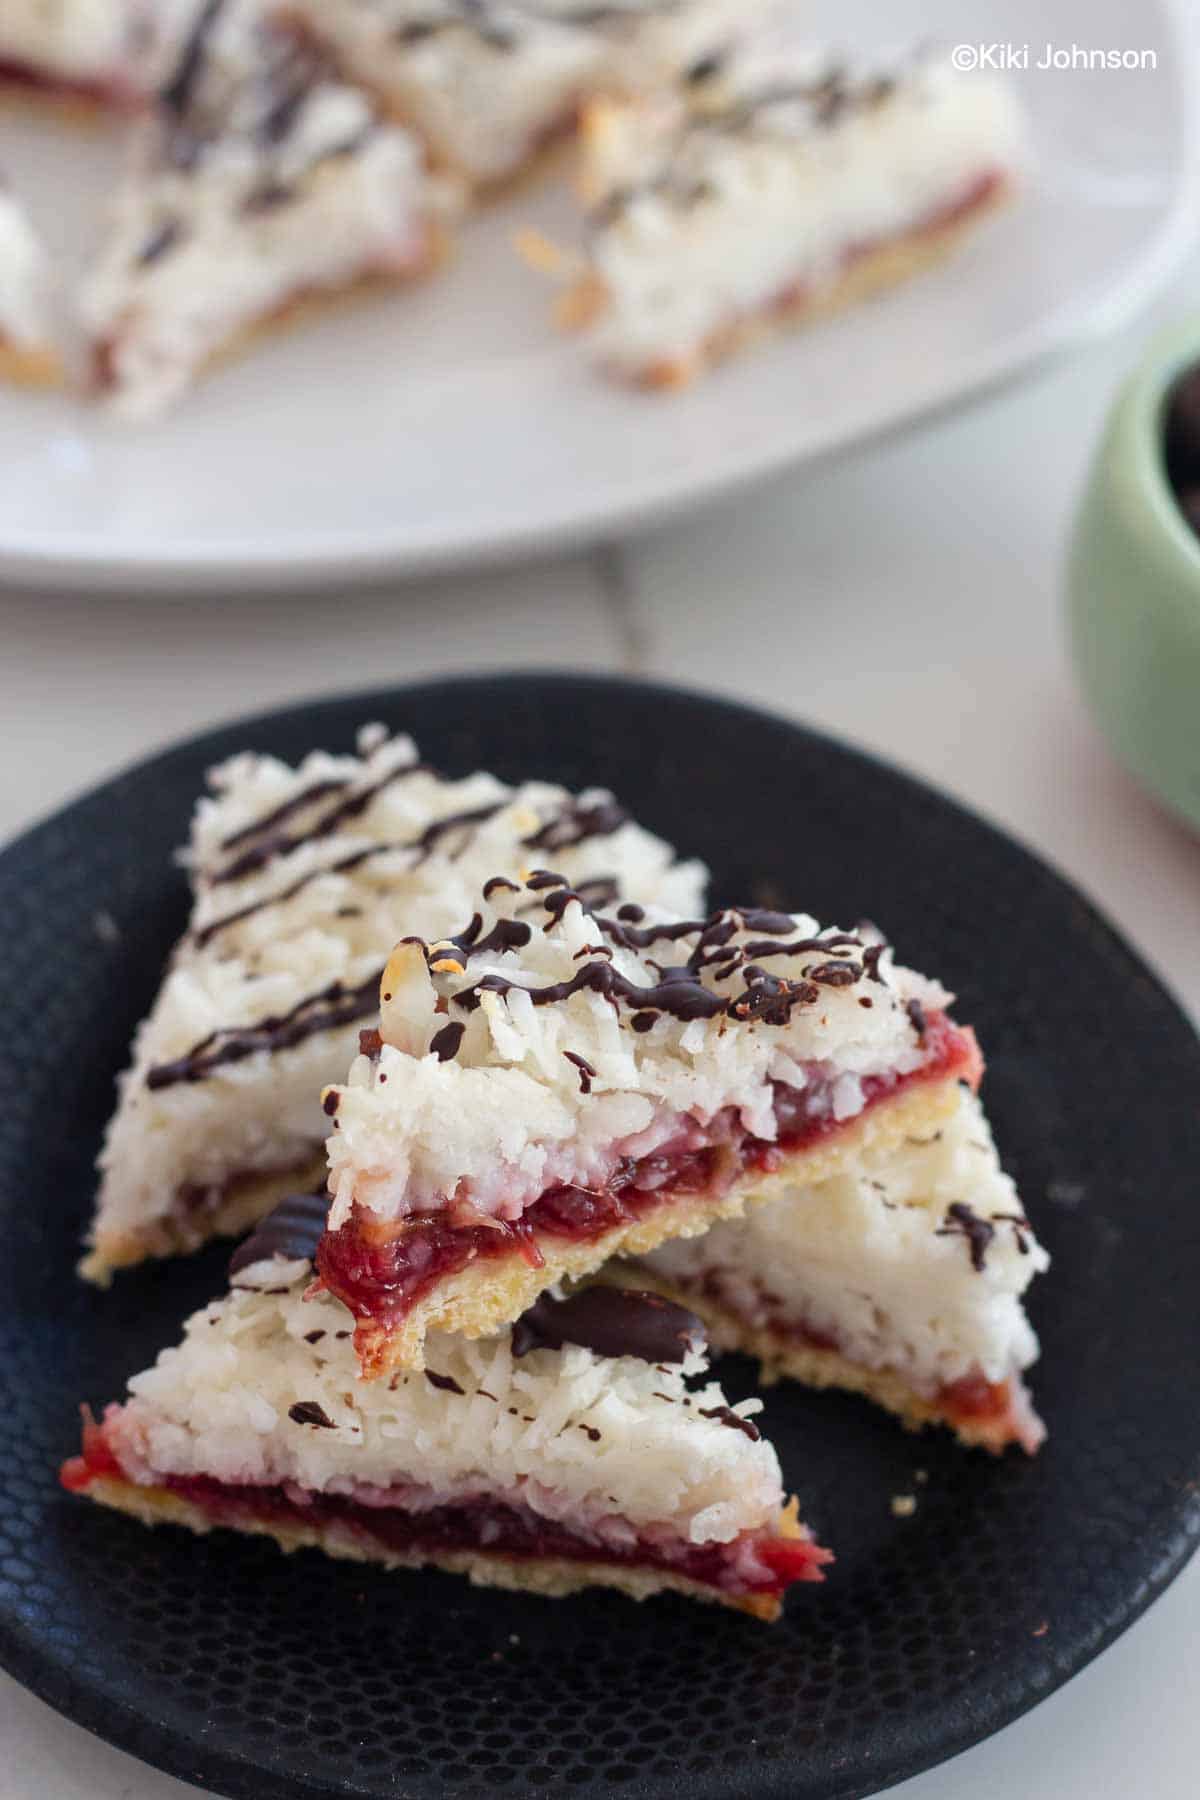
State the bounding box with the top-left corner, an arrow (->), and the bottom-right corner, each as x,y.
1068,320 -> 1200,832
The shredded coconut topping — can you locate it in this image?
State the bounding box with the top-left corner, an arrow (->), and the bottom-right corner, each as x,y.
281,0 -> 751,185
90,729 -> 704,1263
643,1088 -> 1050,1395
104,1271 -> 783,1545
327,872 -> 950,1226
578,44 -> 1026,374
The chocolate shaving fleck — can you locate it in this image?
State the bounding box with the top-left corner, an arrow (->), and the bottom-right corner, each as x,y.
288,1401 -> 336,1428
228,1187 -> 327,1278
425,1369 -> 465,1395
511,1286 -> 705,1363
430,1020 -> 466,1062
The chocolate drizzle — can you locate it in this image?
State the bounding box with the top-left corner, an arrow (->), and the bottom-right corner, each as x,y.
219,774 -> 351,852
161,0 -> 225,120
228,1187 -> 327,1277
388,0 -> 677,54
697,1404 -> 760,1442
455,958 -> 731,1024
417,878 -> 883,1039
563,1051 -> 596,1094
511,1286 -> 705,1363
936,1202 -> 996,1273
147,967 -> 383,1090
137,217 -> 184,266
211,761 -> 423,884
193,792 -> 626,949
521,797 -> 628,853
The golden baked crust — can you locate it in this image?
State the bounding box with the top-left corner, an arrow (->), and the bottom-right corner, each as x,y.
79,1154 -> 329,1284
351,1073 -> 965,1375
0,336 -> 61,387
636,1273 -> 1024,1454
77,1473 -> 793,1619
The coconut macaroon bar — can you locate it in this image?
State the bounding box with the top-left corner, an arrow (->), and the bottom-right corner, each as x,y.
558,45 -> 1024,386
84,727 -> 704,1282
637,1088 -> 1049,1455
0,178 -> 58,385
63,1195 -> 830,1618
278,0 -> 752,193
317,872 -> 982,1376
0,0 -> 196,108
78,0 -> 453,418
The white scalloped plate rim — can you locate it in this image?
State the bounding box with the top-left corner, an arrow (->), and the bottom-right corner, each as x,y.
0,0 -> 1196,590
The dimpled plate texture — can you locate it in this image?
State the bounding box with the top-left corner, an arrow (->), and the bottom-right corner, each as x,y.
1,675 -> 1199,1800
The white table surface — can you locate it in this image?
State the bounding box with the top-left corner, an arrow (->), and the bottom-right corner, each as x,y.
4,171 -> 1200,1800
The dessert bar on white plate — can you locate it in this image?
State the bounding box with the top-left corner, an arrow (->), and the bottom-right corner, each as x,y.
84,726 -> 705,1280
78,0 -> 455,418
637,1088 -> 1049,1454
277,0 -> 757,192
556,44 -> 1026,385
0,177 -> 58,384
0,0 -> 203,108
316,870 -> 982,1376
64,1194 -> 830,1619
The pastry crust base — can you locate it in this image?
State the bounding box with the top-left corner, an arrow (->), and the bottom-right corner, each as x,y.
634,1273 -> 1039,1454
569,175 -> 1015,388
0,337 -> 61,387
76,1473 -> 794,1619
79,1154 -> 329,1285
347,1068 -> 970,1375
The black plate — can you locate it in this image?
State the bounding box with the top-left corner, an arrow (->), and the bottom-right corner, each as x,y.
2,674 -> 1199,1800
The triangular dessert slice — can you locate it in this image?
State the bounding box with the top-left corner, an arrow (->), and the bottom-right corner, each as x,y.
63,1195 -> 829,1619
84,727 -> 705,1281
635,1087 -> 1049,1454
0,0 -> 192,111
316,873 -> 982,1375
79,0 -> 455,417
554,45 -> 1024,386
0,176 -> 58,384
278,0 -> 752,194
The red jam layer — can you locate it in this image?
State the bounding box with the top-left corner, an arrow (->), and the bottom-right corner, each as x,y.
679,1286 -> 1041,1454
318,1012 -> 979,1344
0,54 -> 139,107
61,1431 -> 827,1602
767,170 -> 1008,321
